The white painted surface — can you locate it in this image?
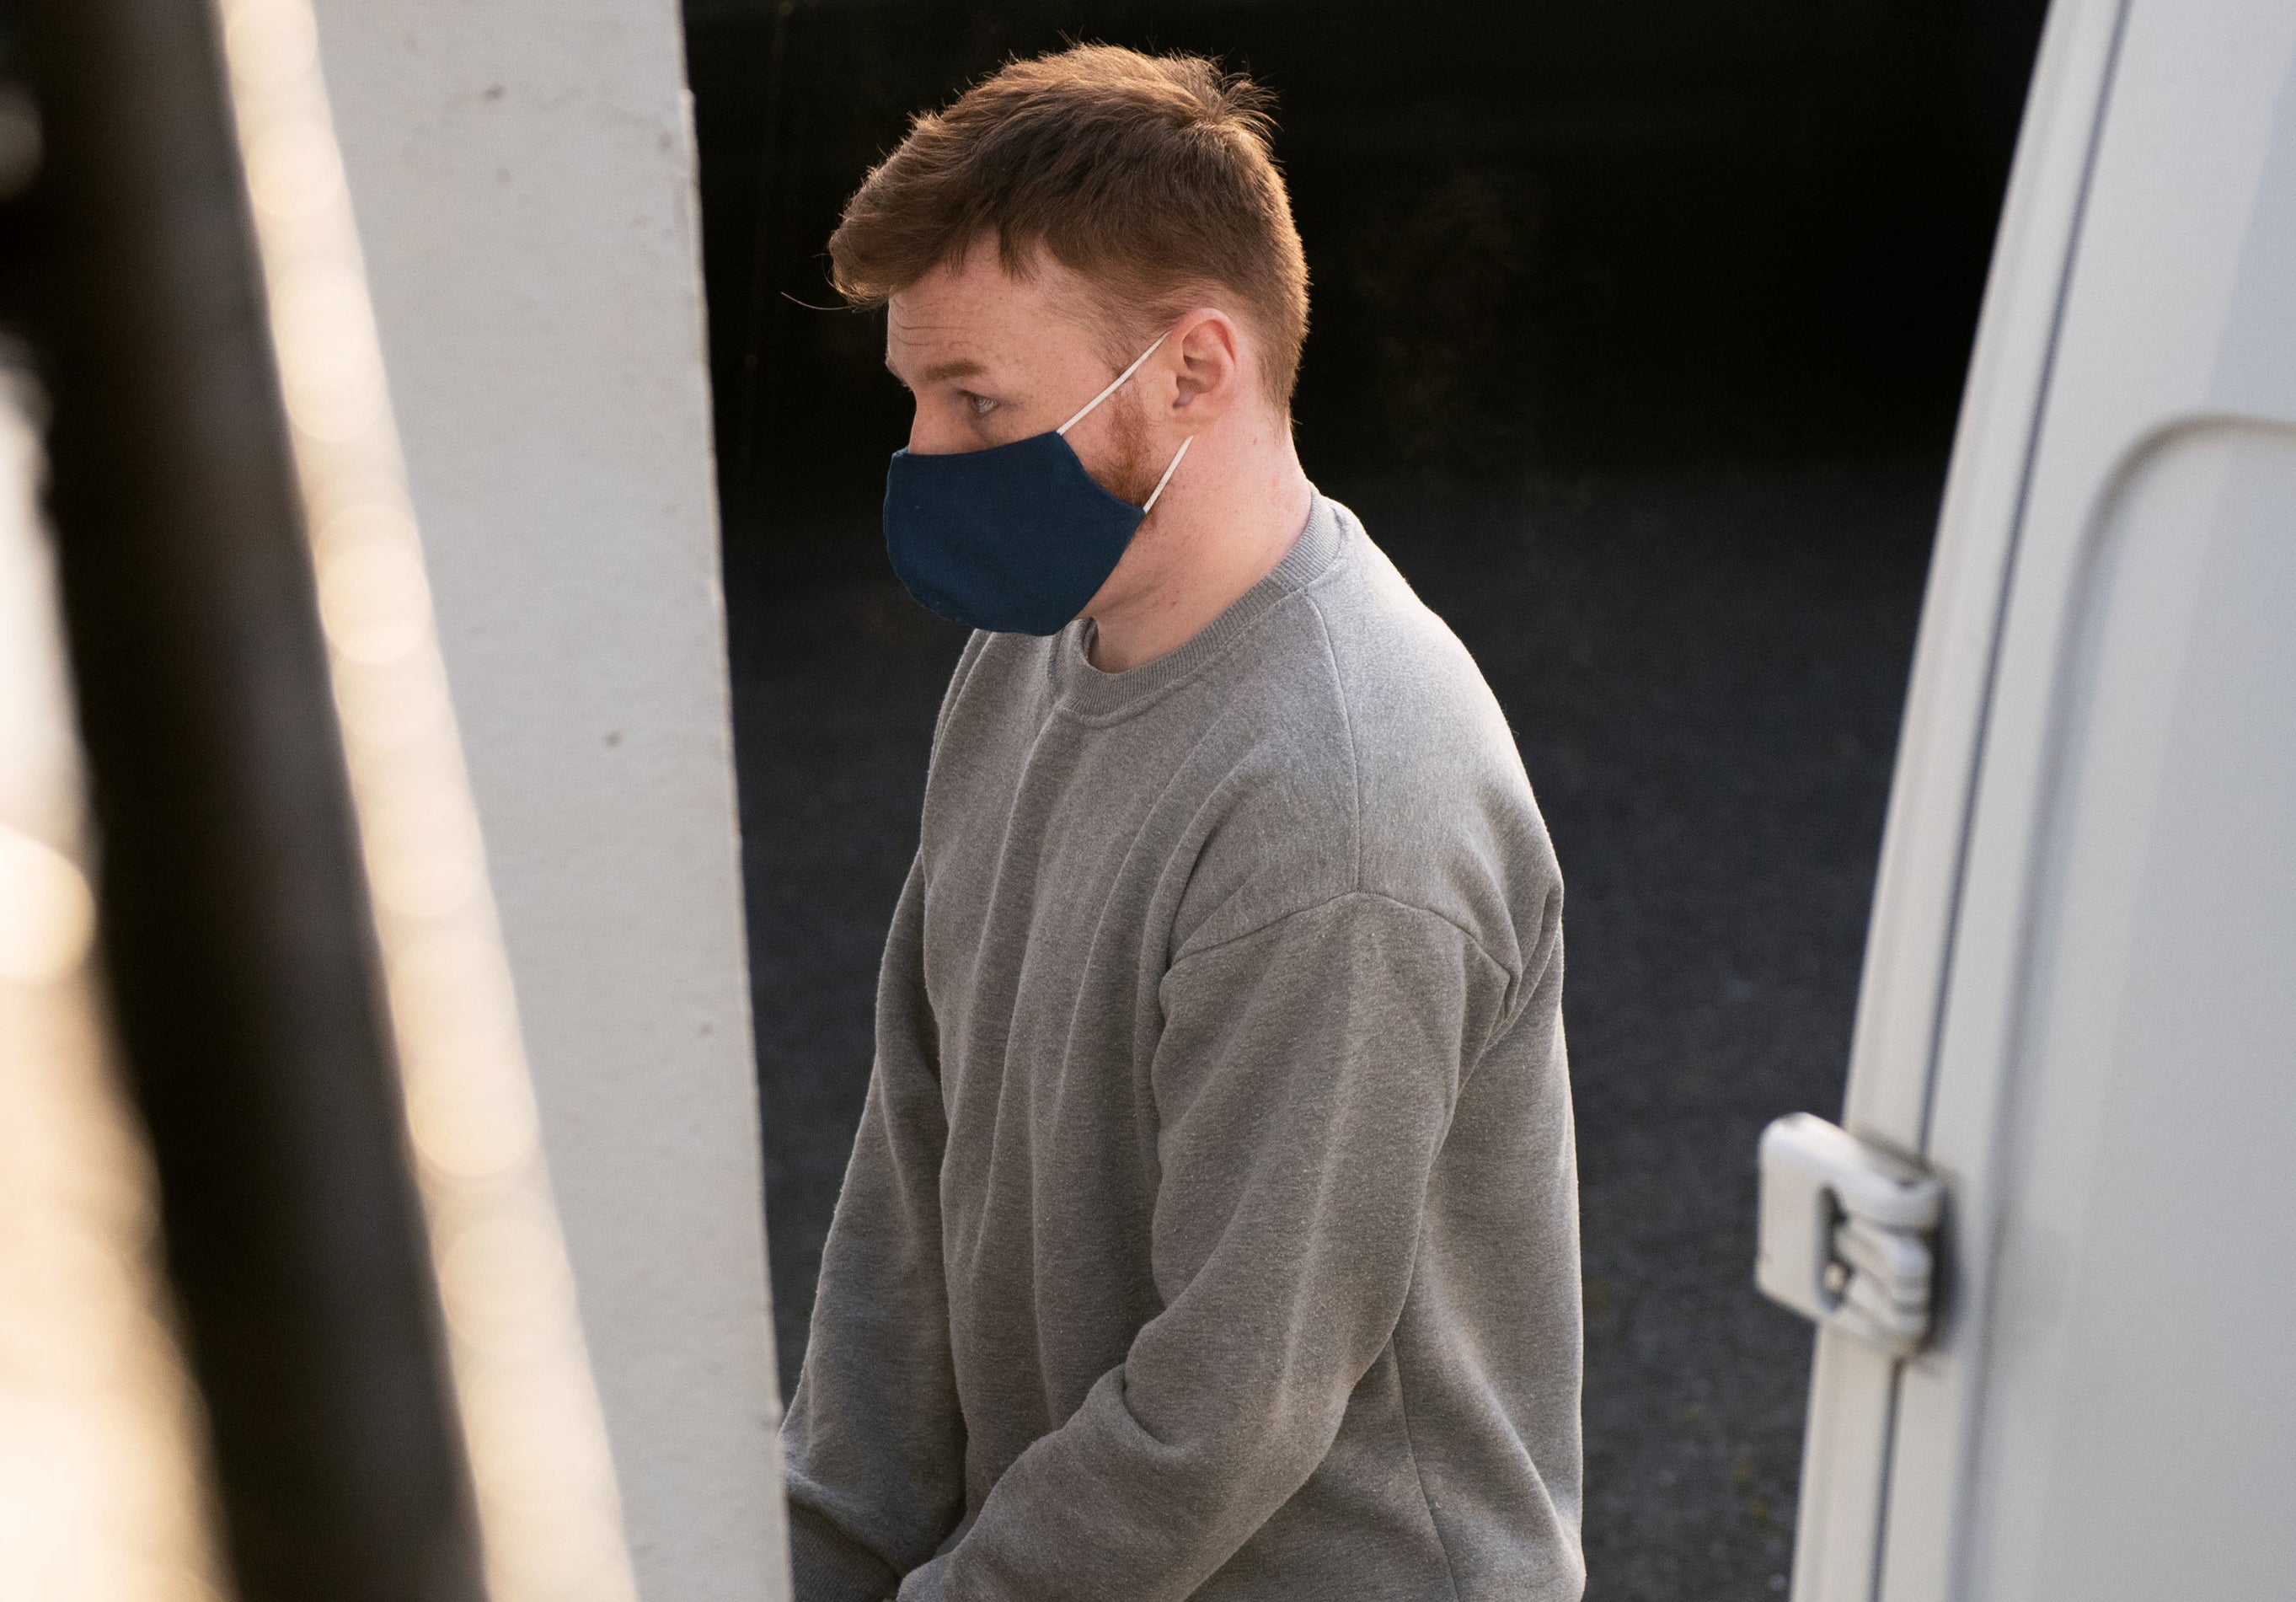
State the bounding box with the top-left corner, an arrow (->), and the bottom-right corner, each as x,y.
304,3 -> 789,1597
1784,3 -> 2127,1591
1964,421 -> 2296,1600
1788,2 -> 2296,1596
1892,4 -> 2296,1594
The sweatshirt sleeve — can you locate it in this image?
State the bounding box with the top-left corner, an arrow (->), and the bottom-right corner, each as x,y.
899,889 -> 1517,1602
783,855 -> 965,1602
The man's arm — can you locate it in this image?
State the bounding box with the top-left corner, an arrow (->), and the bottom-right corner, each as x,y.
900,889 -> 1524,1602
784,855 -> 965,1602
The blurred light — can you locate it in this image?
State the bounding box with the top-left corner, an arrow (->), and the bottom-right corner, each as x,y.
210,1 -> 642,1598
244,118 -> 344,222
314,503 -> 431,664
272,265 -> 386,442
0,363 -> 229,1599
0,822 -> 94,984
220,0 -> 316,91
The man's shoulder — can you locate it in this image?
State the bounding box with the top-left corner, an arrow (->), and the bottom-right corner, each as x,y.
1309,528 -> 1520,771
1179,515 -> 1559,975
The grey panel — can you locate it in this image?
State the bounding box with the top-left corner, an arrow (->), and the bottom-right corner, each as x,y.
1972,422 -> 2296,1600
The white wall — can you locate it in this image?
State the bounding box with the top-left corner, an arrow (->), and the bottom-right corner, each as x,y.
305,3 -> 789,1597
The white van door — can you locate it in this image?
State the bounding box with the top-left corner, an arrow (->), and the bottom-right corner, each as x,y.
1758,1 -> 2296,1597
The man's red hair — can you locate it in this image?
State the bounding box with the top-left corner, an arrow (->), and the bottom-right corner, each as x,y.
828,45 -> 1311,409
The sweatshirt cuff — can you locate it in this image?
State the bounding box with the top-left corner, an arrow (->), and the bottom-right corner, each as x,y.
788,1502 -> 900,1602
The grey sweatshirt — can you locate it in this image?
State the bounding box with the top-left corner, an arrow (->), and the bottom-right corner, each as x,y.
783,493 -> 1582,1602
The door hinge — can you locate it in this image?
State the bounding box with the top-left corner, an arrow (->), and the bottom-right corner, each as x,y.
1756,1112 -> 1943,1358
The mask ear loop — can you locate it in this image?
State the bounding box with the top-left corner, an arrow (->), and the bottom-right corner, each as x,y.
1140,436 -> 1191,514
1056,330 -> 1191,514
1057,330 -> 1171,436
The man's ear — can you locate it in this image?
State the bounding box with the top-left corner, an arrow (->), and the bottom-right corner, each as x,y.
1168,308 -> 1243,424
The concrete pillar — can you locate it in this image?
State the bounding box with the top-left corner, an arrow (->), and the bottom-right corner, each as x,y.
305,3 -> 789,1596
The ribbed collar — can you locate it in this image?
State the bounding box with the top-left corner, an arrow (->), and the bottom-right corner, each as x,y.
1050,490 -> 1351,723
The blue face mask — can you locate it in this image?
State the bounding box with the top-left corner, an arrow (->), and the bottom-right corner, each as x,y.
883,332 -> 1191,635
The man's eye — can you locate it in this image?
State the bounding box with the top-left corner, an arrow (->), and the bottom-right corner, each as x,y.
962,392 -> 997,418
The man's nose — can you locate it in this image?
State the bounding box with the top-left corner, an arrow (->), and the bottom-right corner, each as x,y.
906,405 -> 971,458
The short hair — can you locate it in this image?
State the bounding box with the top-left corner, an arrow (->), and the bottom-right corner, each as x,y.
828,45 -> 1311,410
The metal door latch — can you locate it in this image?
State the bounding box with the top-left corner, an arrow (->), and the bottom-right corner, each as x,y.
1756,1112 -> 1943,1357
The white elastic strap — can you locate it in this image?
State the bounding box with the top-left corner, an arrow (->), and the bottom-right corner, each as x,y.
1140,436 -> 1191,514
1057,330 -> 1171,436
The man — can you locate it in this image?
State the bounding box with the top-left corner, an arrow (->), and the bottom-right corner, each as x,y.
783,45 -> 1581,1602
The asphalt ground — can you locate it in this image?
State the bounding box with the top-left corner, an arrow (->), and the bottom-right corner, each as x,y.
726,459 -> 1939,1599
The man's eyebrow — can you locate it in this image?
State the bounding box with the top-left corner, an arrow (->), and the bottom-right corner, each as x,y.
888,355 -> 988,385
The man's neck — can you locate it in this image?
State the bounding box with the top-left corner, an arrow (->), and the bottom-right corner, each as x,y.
1084,424 -> 1315,674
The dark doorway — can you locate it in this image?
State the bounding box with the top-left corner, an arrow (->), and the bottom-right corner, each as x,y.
681,3 -> 2047,1595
